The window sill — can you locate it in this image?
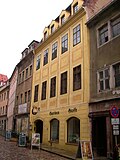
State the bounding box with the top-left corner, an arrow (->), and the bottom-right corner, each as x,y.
65,142 -> 78,146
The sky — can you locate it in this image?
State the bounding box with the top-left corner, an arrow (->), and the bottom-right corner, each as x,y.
0,0 -> 72,79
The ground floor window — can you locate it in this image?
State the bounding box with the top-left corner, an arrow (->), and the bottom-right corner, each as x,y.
50,119 -> 59,141
67,117 -> 80,143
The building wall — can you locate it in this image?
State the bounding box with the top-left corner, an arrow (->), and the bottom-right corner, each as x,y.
30,1 -> 90,154
15,51 -> 34,135
7,68 -> 18,130
0,82 -> 9,135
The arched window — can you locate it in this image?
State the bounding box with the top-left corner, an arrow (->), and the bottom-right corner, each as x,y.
67,117 -> 80,143
50,119 -> 59,141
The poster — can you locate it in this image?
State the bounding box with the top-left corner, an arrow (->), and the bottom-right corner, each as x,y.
31,133 -> 40,150
81,140 -> 93,160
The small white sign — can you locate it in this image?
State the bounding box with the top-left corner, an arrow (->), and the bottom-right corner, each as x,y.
111,118 -> 119,125
113,130 -> 119,135
113,125 -> 119,130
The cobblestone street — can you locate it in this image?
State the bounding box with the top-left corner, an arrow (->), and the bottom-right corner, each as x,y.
0,136 -> 69,160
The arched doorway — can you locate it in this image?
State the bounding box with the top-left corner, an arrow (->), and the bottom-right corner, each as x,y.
34,120 -> 43,143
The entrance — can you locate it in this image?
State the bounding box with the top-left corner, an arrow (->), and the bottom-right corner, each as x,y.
35,120 -> 43,143
92,117 -> 107,157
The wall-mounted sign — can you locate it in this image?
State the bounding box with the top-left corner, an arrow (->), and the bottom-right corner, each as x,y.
110,106 -> 119,118
49,111 -> 59,115
18,103 -> 27,114
31,133 -> 40,150
32,106 -> 38,115
111,118 -> 119,125
68,107 -> 77,113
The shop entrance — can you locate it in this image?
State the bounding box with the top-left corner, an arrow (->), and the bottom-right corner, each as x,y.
92,117 -> 107,157
35,120 -> 43,143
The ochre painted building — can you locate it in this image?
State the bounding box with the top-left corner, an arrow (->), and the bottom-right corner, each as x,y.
30,0 -> 90,154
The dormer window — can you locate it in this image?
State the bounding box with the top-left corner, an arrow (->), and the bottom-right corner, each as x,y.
44,31 -> 47,40
61,15 -> 65,25
73,2 -> 78,14
51,25 -> 55,34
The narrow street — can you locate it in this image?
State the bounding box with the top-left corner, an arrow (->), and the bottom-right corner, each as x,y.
0,136 -> 69,160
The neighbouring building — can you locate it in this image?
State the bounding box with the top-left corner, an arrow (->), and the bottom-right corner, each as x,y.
84,0 -> 120,158
30,0 -> 90,155
0,81 -> 9,136
14,40 -> 39,136
0,74 -> 8,87
7,67 -> 18,132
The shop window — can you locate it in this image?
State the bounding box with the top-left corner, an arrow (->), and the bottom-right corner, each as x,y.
67,117 -> 80,143
60,71 -> 67,94
34,85 -> 39,102
61,34 -> 68,54
50,119 -> 59,141
41,81 -> 47,100
73,65 -> 81,91
73,24 -> 81,46
52,42 -> 57,60
50,76 -> 56,98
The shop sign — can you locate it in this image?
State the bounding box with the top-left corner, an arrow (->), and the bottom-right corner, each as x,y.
49,111 -> 59,115
111,118 -> 119,125
68,107 -> 77,113
113,130 -> 119,136
31,133 -> 40,150
113,125 -> 119,130
80,140 -> 93,160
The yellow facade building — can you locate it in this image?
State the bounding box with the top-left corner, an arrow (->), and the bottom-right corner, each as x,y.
30,0 -> 90,154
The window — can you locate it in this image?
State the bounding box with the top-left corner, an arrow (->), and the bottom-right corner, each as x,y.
22,71 -> 24,81
51,24 -> 55,33
26,68 -> 28,79
41,81 -> 47,100
73,24 -> 81,46
34,85 -> 39,102
73,2 -> 78,14
98,69 -> 110,91
99,24 -> 108,45
50,119 -> 59,141
36,55 -> 40,70
25,92 -> 27,103
52,42 -> 57,60
50,77 -> 56,97
113,63 -> 120,88
73,65 -> 81,91
67,117 -> 80,143
4,93 -> 6,100
30,65 -> 32,76
60,71 -> 67,94
19,74 -> 21,83
16,96 -> 19,105
20,94 -> 23,104
61,34 -> 68,54
43,49 -> 48,66
61,15 -> 65,25
6,105 -> 7,114
111,16 -> 120,38
28,90 -> 31,102
44,31 -> 47,39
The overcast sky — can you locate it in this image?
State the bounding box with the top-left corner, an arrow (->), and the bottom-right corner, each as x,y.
0,0 -> 72,78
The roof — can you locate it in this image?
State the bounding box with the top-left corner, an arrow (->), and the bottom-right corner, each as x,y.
0,74 -> 8,82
